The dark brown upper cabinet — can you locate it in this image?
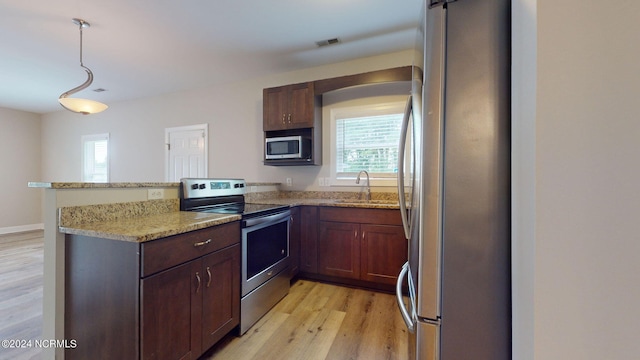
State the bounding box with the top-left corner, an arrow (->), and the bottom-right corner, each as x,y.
263,82 -> 320,131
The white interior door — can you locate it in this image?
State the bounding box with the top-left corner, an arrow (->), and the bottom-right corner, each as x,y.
165,124 -> 208,181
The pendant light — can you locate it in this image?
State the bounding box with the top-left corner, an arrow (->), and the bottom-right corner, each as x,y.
58,18 -> 108,115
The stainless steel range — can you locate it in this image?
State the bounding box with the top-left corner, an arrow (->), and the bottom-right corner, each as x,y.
180,178 -> 291,334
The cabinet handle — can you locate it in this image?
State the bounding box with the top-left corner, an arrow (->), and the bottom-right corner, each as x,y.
282,113 -> 286,124
195,272 -> 201,294
287,114 -> 291,123
206,266 -> 212,288
193,239 -> 211,247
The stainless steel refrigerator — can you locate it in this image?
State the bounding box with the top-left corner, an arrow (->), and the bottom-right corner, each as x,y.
395,0 -> 511,359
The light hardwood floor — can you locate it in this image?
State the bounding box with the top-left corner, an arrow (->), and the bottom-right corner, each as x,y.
0,231 -> 408,360
203,280 -> 409,360
0,230 -> 44,360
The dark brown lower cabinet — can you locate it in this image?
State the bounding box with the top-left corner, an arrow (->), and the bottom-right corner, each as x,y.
141,261 -> 197,360
299,206 -> 318,273
65,221 -> 240,360
288,206 -> 301,278
140,244 -> 240,360
360,224 -> 407,285
315,207 -> 408,288
318,221 -> 361,279
201,247 -> 240,350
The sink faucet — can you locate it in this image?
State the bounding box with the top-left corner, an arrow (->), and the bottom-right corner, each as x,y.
356,170 -> 371,201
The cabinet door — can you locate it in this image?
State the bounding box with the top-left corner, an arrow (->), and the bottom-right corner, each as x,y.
263,86 -> 287,130
318,221 -> 361,279
360,224 -> 407,285
289,207 -> 301,278
201,244 -> 240,350
141,260 -> 202,360
288,82 -> 314,128
299,206 -> 319,273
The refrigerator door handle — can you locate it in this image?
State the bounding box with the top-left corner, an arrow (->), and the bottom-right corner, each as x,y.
396,261 -> 416,333
397,96 -> 412,240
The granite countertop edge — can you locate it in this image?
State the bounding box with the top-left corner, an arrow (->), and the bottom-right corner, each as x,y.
29,182 -> 180,189
30,181 -> 277,189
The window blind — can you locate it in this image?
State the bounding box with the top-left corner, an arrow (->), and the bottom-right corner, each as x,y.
335,113 -> 402,177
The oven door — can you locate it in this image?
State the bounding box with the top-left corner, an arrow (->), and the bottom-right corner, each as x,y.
241,210 -> 291,296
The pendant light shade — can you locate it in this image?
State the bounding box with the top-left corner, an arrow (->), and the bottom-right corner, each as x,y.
59,97 -> 108,114
59,18 -> 108,115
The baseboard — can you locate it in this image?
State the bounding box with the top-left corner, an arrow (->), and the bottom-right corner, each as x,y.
0,223 -> 45,235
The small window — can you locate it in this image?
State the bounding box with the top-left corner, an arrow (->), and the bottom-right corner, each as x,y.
82,133 -> 109,182
330,102 -> 406,186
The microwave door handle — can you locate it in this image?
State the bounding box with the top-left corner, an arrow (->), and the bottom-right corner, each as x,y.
398,96 -> 412,240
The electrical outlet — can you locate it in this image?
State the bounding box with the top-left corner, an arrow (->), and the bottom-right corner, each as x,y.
318,177 -> 325,186
148,189 -> 164,200
286,178 -> 292,187
324,177 -> 331,187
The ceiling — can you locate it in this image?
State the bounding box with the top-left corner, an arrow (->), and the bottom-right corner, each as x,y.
0,0 -> 422,114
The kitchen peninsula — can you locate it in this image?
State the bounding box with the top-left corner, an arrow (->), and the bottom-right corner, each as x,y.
62,211 -> 241,359
28,182 -> 185,359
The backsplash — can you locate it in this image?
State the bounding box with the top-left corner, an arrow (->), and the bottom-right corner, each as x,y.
244,181 -> 408,203
244,189 -> 404,203
59,199 -> 179,227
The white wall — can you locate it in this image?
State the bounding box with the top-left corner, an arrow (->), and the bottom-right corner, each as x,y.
513,0 -> 640,359
0,107 -> 42,232
40,50 -> 413,192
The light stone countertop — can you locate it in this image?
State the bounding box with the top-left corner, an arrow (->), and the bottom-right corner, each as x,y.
29,181 -> 275,189
54,187 -> 403,245
247,198 -> 401,209
57,199 -> 398,244
28,181 -> 180,189
59,211 -> 240,243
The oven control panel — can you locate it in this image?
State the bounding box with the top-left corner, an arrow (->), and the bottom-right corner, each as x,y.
181,178 -> 245,199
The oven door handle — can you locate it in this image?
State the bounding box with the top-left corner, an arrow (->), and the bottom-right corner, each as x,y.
243,210 -> 291,228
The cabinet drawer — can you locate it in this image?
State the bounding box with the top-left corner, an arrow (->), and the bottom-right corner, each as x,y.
319,207 -> 402,226
141,222 -> 240,277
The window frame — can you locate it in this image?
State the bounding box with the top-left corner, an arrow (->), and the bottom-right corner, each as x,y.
81,133 -> 110,183
329,101 -> 407,187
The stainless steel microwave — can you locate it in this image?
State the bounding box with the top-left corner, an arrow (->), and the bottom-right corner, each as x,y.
265,135 -> 311,159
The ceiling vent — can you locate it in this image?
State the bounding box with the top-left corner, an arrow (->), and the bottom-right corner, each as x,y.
315,38 -> 341,47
